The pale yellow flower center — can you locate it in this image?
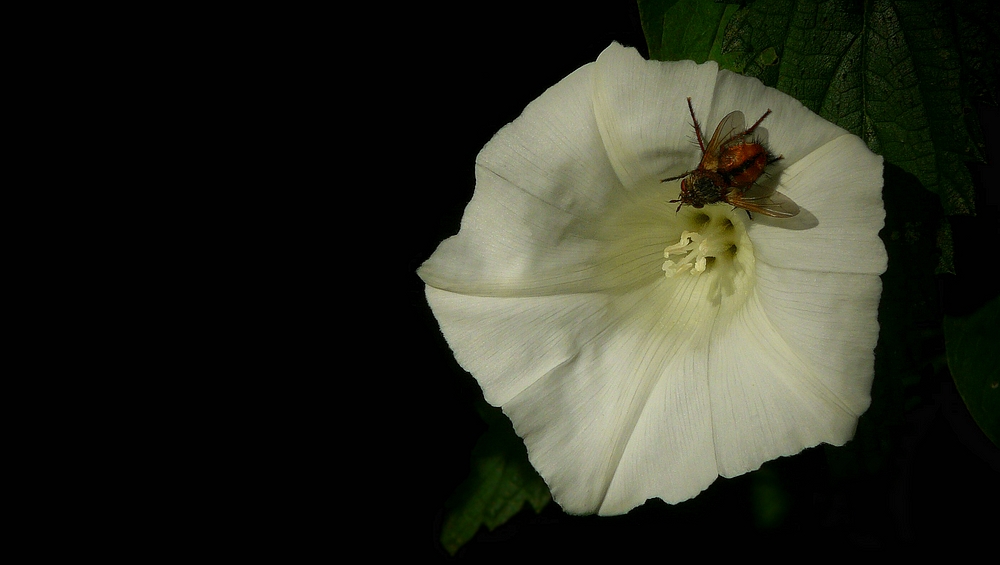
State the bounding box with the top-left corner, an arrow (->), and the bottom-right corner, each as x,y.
661,207 -> 755,306
663,230 -> 721,276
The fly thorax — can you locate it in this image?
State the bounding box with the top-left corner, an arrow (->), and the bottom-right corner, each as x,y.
685,173 -> 726,205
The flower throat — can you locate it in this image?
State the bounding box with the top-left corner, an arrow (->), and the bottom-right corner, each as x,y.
661,208 -> 755,305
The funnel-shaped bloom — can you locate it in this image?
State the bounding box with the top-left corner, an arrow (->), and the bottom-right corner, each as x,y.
419,43 -> 886,515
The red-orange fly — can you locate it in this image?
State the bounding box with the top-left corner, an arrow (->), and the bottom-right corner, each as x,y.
662,97 -> 799,218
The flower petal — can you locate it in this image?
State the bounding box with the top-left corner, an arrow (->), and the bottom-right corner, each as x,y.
428,269 -> 733,515
424,286 -> 612,408
597,346 -> 718,514
591,44 -> 720,189
752,262 -> 881,415
709,70 -> 849,167
747,134 -> 887,274
707,263 -> 881,476
419,62 -> 633,296
588,259 -> 883,514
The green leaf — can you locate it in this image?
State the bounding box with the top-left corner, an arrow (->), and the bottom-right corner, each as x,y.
439,402 -> 550,555
944,297 -> 1000,447
750,465 -> 791,529
640,0 -> 998,216
953,1 -> 1000,106
639,0 -> 740,65
638,0 -> 680,58
722,0 -> 992,216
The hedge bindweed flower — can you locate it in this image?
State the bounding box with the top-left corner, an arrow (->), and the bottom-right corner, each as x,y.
419,43 -> 887,515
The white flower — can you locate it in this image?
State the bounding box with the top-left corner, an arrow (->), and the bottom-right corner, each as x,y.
418,43 -> 887,516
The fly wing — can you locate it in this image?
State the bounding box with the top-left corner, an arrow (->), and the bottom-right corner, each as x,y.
700,110 -> 745,170
705,111 -> 745,155
728,184 -> 800,218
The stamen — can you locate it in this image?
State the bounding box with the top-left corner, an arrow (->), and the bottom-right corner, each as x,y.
662,231 -> 705,277
662,216 -> 744,279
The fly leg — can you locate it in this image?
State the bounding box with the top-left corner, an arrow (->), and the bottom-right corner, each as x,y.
686,97 -> 707,153
745,108 -> 772,136
662,170 -> 694,182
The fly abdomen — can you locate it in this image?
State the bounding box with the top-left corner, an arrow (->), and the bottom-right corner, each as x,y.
719,143 -> 771,189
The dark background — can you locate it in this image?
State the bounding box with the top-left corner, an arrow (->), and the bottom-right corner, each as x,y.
398,3 -> 999,558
